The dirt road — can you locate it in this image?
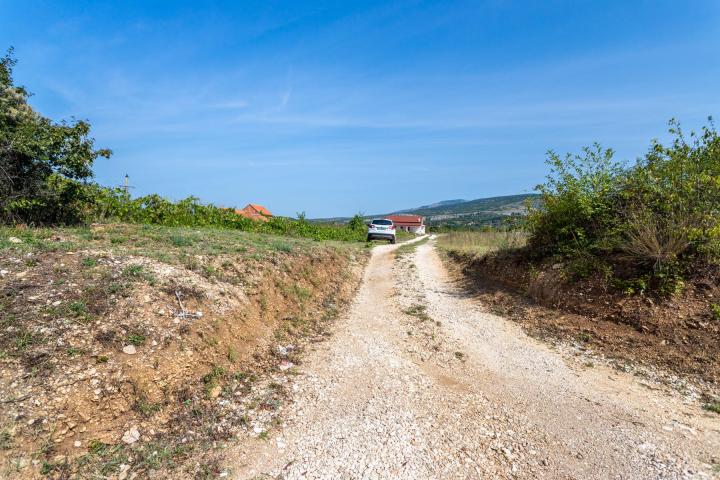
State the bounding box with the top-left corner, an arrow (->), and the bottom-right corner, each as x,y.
234,237 -> 720,479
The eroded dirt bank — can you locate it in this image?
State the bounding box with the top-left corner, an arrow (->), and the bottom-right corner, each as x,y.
444,248 -> 720,394
0,226 -> 367,478
234,237 -> 720,479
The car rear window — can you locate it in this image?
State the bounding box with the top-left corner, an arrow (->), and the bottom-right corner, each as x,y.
371,219 -> 392,225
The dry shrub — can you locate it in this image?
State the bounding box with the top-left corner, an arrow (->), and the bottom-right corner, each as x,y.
622,208 -> 691,269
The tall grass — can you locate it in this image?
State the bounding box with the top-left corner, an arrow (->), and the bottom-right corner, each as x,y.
437,230 -> 527,255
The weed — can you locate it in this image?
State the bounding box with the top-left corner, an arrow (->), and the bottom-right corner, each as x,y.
271,241 -> 293,253
77,441 -> 128,476
227,346 -> 238,363
138,442 -> 191,471
126,333 -> 146,346
202,365 -> 227,397
169,235 -> 193,247
88,439 -> 109,455
703,401 -> 720,414
96,355 -> 109,363
0,429 -> 11,450
612,276 -> 648,295
81,257 -> 98,267
134,399 -> 162,417
202,264 -> 218,278
1,312 -> 16,328
69,300 -> 89,317
710,304 -> 720,321
14,328 -> 35,351
403,304 -> 431,322
122,264 -> 145,279
24,258 -> 38,267
395,236 -> 430,256
294,285 -> 311,300
454,351 -> 465,360
578,333 -> 592,343
66,347 -> 84,357
108,281 -> 129,295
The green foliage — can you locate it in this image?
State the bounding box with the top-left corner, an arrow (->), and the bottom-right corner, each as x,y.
528,118 -> 720,295
81,257 -> 97,267
84,190 -> 367,242
527,143 -> 624,257
126,333 -> 146,346
711,304 -> 720,321
0,48 -> 111,225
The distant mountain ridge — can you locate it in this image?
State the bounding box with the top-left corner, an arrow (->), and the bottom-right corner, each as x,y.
313,193 -> 539,228
413,199 -> 467,210
390,193 -> 539,228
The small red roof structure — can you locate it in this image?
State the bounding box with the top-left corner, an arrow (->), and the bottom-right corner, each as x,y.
236,203 -> 273,222
385,214 -> 426,234
386,214 -> 424,226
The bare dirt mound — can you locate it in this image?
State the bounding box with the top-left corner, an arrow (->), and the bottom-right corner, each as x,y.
0,225 -> 367,479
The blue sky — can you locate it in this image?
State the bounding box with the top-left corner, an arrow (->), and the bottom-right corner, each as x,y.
2,1 -> 719,217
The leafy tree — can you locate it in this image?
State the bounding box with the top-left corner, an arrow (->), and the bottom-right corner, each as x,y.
0,48 -> 111,224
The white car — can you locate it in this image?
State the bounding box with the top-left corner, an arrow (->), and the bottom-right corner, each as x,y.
367,219 -> 396,244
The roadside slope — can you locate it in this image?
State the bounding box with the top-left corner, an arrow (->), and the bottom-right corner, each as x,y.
0,225 -> 367,479
234,237 -> 720,479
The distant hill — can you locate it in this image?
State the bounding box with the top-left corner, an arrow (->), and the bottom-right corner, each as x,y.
313,194 -> 540,228
414,199 -> 467,210
391,194 -> 539,228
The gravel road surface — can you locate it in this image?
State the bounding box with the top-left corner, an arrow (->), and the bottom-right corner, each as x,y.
233,237 -> 720,479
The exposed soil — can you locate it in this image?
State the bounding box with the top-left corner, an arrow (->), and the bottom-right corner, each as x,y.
0,226 -> 367,479
444,249 -> 720,393
231,237 -> 720,479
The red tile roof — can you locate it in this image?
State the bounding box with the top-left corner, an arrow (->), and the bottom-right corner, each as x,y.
236,203 -> 273,221
248,204 -> 272,216
386,214 -> 424,226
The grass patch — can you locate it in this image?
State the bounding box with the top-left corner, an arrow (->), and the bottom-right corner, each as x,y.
403,304 -> 431,322
126,333 -> 146,346
122,264 -> 145,278
703,401 -> 720,414
66,347 -> 84,358
437,230 -> 527,255
13,328 -> 36,351
395,236 -> 429,257
81,257 -> 98,267
134,399 -> 163,417
169,235 -> 193,247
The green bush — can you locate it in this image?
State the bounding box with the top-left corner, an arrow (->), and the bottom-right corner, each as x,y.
528,118 -> 720,295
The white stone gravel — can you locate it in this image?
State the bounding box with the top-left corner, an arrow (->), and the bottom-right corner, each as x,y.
232,238 -> 720,479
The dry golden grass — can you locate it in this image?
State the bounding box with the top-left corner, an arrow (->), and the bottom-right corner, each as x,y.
436,230 -> 527,255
